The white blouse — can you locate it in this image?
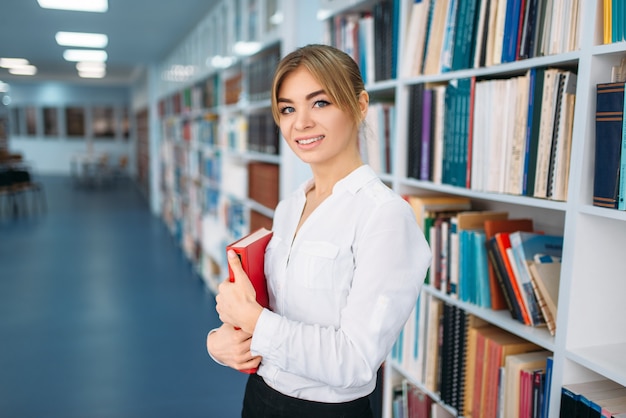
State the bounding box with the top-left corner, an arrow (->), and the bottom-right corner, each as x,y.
250,165 -> 431,403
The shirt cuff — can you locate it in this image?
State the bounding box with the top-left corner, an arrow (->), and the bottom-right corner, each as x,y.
250,308 -> 280,357
206,328 -> 228,367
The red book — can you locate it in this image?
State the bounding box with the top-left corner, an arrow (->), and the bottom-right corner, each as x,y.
483,218 -> 534,311
494,232 -> 531,325
227,227 -> 273,308
226,227 -> 273,374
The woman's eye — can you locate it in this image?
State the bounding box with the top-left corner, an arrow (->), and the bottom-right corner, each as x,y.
279,106 -> 294,114
314,100 -> 330,108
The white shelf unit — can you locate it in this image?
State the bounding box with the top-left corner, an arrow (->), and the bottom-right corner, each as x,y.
321,0 -> 626,417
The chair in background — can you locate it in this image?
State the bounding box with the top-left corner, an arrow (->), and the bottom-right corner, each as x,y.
0,152 -> 46,218
10,167 -> 47,216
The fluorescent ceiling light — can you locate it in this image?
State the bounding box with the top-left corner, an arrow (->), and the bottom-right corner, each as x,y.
0,81 -> 9,92
210,55 -> 235,69
63,49 -> 107,62
76,61 -> 105,72
8,65 -> 37,76
78,69 -> 105,78
37,0 -> 108,12
0,58 -> 30,68
233,41 -> 262,56
77,61 -> 106,78
56,31 -> 108,48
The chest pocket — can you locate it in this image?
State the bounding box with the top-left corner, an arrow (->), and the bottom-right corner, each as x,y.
295,241 -> 340,290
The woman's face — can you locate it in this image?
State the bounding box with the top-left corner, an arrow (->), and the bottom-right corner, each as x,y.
276,66 -> 361,168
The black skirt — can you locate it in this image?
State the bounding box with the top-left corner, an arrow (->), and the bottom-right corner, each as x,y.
242,373 -> 374,418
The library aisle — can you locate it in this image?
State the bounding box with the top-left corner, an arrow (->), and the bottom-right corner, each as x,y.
0,176 -> 247,417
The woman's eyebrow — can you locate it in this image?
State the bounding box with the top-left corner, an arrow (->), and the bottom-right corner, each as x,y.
277,89 -> 326,103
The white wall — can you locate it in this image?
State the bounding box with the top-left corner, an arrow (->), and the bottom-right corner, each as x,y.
6,81 -> 134,176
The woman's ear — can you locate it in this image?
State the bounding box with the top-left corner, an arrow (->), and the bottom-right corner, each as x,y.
358,91 -> 369,119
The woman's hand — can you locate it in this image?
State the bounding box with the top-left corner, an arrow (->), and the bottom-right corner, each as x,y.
206,324 -> 262,371
215,249 -> 264,334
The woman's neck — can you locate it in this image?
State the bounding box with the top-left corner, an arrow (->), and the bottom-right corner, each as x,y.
309,156 -> 363,198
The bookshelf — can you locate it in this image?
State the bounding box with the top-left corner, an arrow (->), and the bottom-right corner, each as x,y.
320,0 -> 626,417
155,0 -> 322,293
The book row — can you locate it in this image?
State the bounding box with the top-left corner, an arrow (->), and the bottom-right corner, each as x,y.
560,378 -> 626,418
404,194 -> 561,334
326,0 -> 399,84
391,294 -> 554,418
402,0 -> 581,77
602,0 -> 626,45
406,67 -> 576,200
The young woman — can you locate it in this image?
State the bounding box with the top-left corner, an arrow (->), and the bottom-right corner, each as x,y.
207,44 -> 431,418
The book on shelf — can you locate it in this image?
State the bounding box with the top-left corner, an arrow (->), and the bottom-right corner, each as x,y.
534,69 -> 577,200
401,379 -> 433,418
423,295 -> 443,393
407,83 -> 425,180
483,218 -> 534,312
423,0 -> 450,75
364,102 -> 395,175
503,350 -> 551,418
401,0 -> 431,77
462,315 -> 490,418
450,0 -> 481,72
508,231 -> 563,327
546,71 -> 577,201
582,388 -> 626,418
479,327 -> 541,418
528,258 -> 561,336
247,161 -> 279,210
452,210 -> 507,305
441,78 -> 473,188
492,231 -> 531,325
431,402 -> 455,418
594,81 -> 625,209
560,379 -> 626,418
404,194 -> 472,231
438,304 -> 468,412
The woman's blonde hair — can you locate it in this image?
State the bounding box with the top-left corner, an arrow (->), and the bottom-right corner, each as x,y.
271,44 -> 366,126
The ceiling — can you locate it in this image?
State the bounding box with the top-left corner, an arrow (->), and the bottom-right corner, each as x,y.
0,0 -> 221,86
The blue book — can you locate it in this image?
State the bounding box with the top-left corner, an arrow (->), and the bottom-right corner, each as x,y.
457,0 -> 481,70
619,87 -> 626,210
594,82 -> 625,209
541,356 -> 553,418
440,0 -> 459,72
501,0 -> 523,63
509,231 -> 563,326
473,230 -> 491,308
458,229 -> 474,303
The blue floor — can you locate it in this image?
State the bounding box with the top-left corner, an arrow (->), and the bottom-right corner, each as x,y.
0,176 -> 247,418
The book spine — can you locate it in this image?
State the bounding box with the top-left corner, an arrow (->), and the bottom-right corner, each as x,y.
593,82 -> 625,208
619,87 -> 626,210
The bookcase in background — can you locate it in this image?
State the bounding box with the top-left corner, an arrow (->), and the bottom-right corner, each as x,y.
322,0 -> 626,417
155,0 -> 322,293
